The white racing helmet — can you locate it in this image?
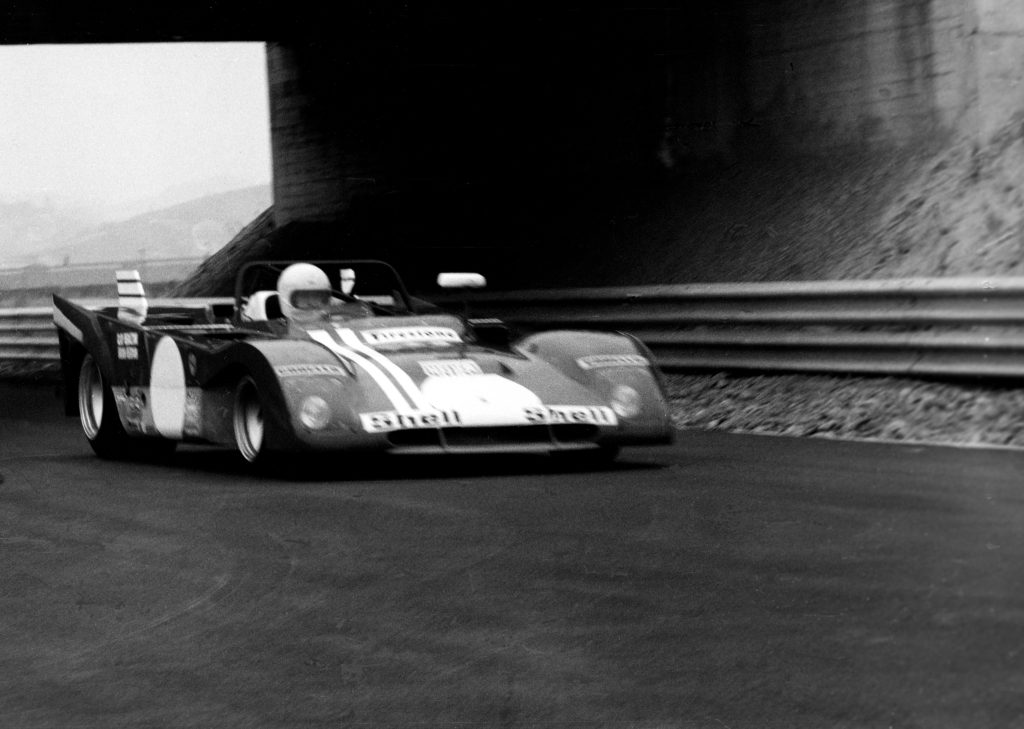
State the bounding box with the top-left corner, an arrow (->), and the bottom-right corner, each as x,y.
276,263 -> 332,323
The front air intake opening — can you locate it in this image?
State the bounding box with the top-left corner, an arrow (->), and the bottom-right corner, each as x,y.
441,425 -> 552,447
386,424 -> 601,450
386,429 -> 443,448
549,424 -> 600,443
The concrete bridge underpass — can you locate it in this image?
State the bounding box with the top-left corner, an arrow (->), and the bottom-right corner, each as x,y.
1,3 -> 1021,290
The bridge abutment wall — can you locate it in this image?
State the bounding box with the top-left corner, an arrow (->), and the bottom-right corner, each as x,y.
265,2 -> 1024,277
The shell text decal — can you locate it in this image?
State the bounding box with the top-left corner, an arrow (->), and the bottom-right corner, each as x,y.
361,410 -> 463,433
523,405 -> 618,425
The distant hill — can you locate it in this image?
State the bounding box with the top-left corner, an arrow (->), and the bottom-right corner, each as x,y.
1,184 -> 271,267
0,199 -> 99,266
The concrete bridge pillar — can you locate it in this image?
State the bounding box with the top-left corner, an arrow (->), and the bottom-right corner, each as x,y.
267,42 -> 396,228
971,0 -> 1024,141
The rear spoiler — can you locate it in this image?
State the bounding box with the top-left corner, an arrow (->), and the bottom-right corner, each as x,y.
116,269 -> 148,324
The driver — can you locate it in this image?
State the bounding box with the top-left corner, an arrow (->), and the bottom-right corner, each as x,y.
276,262 -> 333,327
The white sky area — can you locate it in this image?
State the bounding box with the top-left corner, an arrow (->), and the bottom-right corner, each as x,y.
0,42 -> 271,216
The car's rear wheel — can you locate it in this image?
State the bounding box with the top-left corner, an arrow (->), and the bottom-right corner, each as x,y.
78,353 -> 107,443
233,376 -> 267,463
78,353 -> 177,460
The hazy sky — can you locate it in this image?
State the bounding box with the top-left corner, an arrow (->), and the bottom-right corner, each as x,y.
0,42 -> 271,214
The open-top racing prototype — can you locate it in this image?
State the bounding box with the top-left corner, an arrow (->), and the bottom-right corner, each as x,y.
53,260 -> 673,466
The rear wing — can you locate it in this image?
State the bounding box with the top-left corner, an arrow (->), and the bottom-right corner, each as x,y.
116,269 -> 148,324
51,269 -> 153,351
51,268 -> 235,415
52,267 -> 236,353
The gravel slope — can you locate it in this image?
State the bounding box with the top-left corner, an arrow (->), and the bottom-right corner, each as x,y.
666,372 -> 1024,449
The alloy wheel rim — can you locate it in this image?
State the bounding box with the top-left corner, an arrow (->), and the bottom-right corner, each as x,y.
78,357 -> 103,440
235,384 -> 264,461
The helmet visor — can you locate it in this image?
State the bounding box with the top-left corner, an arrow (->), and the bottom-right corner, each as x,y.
290,289 -> 332,310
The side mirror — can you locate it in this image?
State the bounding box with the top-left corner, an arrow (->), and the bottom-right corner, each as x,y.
438,272 -> 486,289
339,268 -> 355,295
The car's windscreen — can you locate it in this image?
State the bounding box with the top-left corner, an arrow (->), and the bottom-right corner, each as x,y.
238,261 -> 412,313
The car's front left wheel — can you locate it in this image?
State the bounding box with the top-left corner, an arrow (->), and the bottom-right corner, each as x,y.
233,376 -> 268,463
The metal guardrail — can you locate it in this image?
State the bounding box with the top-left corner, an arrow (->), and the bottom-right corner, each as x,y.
4,277 -> 1024,377
0,307 -> 58,361
443,278 -> 1024,325
439,277 -> 1024,378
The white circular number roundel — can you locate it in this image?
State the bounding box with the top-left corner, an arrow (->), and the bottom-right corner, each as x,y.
150,336 -> 187,439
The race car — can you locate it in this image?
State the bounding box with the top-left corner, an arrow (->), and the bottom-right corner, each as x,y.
52,260 -> 673,466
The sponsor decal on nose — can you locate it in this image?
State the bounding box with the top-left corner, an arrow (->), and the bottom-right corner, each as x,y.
360,409 -> 463,433
274,364 -> 350,377
362,327 -> 461,346
576,354 -> 649,370
419,359 -> 483,377
523,405 -> 618,425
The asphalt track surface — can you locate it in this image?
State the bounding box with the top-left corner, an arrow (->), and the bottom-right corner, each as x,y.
2,383 -> 1024,728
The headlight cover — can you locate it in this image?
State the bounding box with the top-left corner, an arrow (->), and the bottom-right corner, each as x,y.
299,395 -> 331,430
610,384 -> 641,419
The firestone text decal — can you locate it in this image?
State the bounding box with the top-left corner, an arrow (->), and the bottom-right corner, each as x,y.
361,327 -> 460,346
275,364 -> 349,377
576,354 -> 649,370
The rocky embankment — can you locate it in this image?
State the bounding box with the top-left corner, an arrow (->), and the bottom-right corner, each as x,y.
665,372 -> 1024,449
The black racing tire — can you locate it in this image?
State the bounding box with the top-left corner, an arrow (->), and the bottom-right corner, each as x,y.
78,353 -> 177,461
78,352 -> 128,458
233,375 -> 272,465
